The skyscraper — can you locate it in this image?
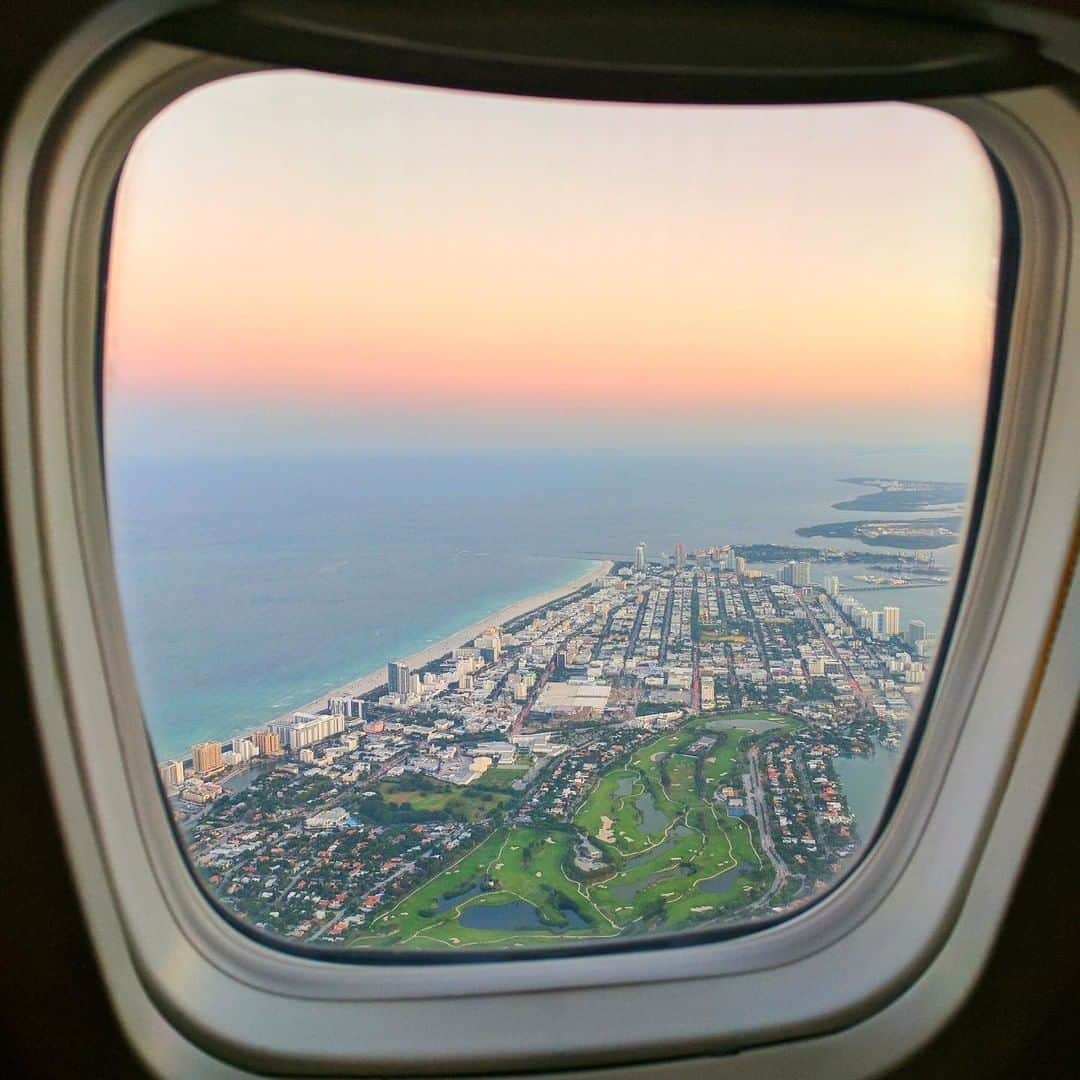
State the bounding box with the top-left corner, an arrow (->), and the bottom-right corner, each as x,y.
192,740 -> 224,776
824,574 -> 841,597
232,737 -> 257,762
254,728 -> 282,756
327,694 -> 363,718
871,611 -> 887,638
674,542 -> 686,568
781,561 -> 810,586
270,711 -> 346,751
474,627 -> 502,663
883,606 -> 901,636
907,619 -> 927,646
158,759 -> 184,790
387,660 -> 410,695
635,542 -> 647,572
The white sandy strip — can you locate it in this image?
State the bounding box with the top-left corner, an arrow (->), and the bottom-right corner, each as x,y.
262,559 -> 614,731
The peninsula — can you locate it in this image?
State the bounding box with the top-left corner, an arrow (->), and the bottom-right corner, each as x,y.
796,516 -> 963,549
831,477 -> 967,513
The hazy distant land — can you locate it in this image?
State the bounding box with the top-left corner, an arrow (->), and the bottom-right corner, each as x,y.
797,516 -> 963,549
832,477 -> 967,513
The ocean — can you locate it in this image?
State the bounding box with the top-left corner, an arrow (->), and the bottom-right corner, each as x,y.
107,445 -> 975,761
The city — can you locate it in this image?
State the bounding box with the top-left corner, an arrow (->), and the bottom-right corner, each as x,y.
159,544 -> 937,950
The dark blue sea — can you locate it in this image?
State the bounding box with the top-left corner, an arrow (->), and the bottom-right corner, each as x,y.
107,446 -> 974,760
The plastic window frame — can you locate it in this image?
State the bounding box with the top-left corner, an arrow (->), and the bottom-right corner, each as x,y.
2,13 -> 1077,1080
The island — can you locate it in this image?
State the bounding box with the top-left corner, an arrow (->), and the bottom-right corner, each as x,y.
832,477 -> 967,513
796,516 -> 963,550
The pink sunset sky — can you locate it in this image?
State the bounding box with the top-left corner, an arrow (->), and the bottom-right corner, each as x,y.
104,71 -> 1001,456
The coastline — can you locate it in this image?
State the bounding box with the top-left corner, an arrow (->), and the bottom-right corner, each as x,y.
179,558 -> 613,763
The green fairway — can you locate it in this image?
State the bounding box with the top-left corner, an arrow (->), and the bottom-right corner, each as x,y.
361,827 -> 616,949
573,711 -> 775,930
352,710 -> 787,948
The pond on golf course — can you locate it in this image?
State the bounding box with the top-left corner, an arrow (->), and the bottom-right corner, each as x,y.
458,899 -> 589,931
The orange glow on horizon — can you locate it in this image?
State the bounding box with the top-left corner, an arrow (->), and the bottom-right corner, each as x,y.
105,72 -> 1000,443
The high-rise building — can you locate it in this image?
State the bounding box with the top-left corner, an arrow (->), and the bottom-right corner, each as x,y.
871,611 -> 887,638
408,672 -> 422,697
824,575 -> 841,597
253,728 -> 282,756
674,542 -> 686,568
883,606 -> 901,636
475,627 -> 502,663
907,619 -> 927,646
634,542 -> 647,572
232,737 -> 257,762
158,759 -> 184,790
191,740 -> 224,776
387,660 -> 410,695
270,711 -> 346,752
725,548 -> 739,572
328,694 -> 365,720
735,555 -> 747,576
782,560 -> 812,586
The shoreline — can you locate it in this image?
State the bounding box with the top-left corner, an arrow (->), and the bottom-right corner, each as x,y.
174,559 -> 614,764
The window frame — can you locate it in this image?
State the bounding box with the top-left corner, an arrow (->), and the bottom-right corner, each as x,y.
2,10 -> 1077,1078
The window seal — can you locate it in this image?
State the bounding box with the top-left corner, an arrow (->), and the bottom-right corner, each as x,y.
2,10 -> 1076,1077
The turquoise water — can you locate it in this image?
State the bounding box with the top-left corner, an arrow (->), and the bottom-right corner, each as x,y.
107,447 -> 972,760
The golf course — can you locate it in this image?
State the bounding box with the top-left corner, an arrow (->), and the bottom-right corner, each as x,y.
354,711 -> 787,949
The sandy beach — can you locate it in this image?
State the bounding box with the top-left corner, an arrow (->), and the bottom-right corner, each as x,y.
259,558 -> 615,733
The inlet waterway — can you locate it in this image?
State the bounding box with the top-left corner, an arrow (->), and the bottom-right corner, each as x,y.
832,745 -> 900,841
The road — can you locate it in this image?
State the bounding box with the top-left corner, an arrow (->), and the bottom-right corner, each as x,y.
798,594 -> 873,708
743,745 -> 790,905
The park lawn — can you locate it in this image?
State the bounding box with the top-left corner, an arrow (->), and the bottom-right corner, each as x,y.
473,766 -> 530,791
378,778 -> 509,821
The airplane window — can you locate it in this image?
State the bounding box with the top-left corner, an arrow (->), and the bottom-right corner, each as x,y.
103,71 -> 1001,954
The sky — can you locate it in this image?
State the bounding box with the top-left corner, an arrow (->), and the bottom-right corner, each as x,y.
104,71 -> 1001,457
